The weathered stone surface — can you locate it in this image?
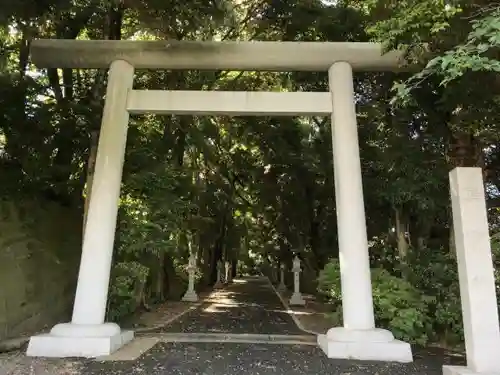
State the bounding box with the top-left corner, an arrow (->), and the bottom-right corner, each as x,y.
30,40 -> 406,71
0,199 -> 81,341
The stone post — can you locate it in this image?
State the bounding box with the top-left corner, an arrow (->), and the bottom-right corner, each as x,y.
227,261 -> 233,283
270,261 -> 278,284
214,260 -> 224,289
224,261 -> 230,284
27,60 -> 135,358
443,168 -> 500,375
182,254 -> 198,302
289,256 -> 305,305
317,61 -> 412,363
278,263 -> 287,292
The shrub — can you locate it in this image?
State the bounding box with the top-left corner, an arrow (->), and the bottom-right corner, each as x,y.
405,246 -> 463,344
107,261 -> 149,322
317,259 -> 433,345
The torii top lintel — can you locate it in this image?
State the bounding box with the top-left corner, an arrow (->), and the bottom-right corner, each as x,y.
30,39 -> 405,71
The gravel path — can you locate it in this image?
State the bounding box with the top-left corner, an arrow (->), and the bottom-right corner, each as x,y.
0,343 -> 466,375
1,276 -> 466,374
155,277 -> 304,335
81,342 -> 465,375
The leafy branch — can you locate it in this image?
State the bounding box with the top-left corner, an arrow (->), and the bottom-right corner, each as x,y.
392,5 -> 500,105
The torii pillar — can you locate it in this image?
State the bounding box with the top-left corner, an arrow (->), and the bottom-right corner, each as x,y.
26,60 -> 135,358
317,61 -> 412,363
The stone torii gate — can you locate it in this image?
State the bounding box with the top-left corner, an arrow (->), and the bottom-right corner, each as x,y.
26,39 -> 410,360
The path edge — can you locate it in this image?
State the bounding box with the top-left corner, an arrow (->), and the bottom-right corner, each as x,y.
266,277 -> 318,336
134,297 -> 207,333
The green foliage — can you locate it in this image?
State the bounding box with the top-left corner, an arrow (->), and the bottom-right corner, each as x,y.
107,261 -> 149,322
105,160 -> 198,320
392,6 -> 500,103
318,259 -> 434,345
368,1 -> 500,104
367,0 -> 462,51
319,235 -> 500,347
405,246 -> 464,344
423,6 -> 500,82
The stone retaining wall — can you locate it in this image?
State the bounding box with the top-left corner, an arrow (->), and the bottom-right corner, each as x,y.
0,199 -> 81,340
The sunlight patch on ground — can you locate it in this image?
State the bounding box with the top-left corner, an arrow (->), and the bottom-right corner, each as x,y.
203,305 -> 226,313
202,287 -> 264,312
268,309 -> 314,316
203,291 -> 239,312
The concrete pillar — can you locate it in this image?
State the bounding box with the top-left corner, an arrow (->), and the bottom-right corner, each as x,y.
182,254 -> 198,302
443,168 -> 500,375
278,263 -> 286,292
289,256 -> 305,305
330,61 -> 374,331
26,60 -> 135,358
317,61 -> 412,363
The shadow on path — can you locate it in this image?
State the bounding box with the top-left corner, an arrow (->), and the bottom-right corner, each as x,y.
82,343 -> 465,375
4,277 -> 467,374
153,277 -> 305,335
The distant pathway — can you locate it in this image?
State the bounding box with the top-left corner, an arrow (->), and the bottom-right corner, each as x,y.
152,276 -> 305,335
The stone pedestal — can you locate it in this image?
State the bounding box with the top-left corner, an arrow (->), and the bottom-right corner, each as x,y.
27,323 -> 133,358
289,256 -> 305,306
27,60 -> 135,358
182,254 -> 198,302
317,328 -> 412,362
214,260 -> 224,289
442,168 -> 500,375
278,264 -> 286,292
318,61 -> 412,363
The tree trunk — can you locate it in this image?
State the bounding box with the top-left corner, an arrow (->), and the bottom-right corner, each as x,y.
394,207 -> 409,277
152,252 -> 165,301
